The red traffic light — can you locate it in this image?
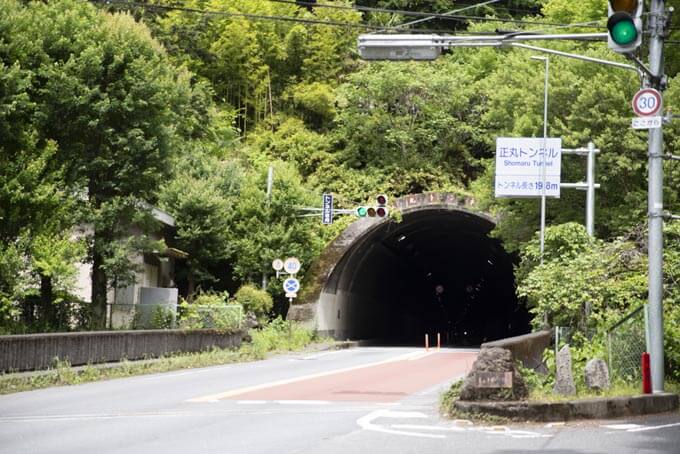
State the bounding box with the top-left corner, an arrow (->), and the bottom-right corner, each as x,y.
376,206 -> 388,217
376,194 -> 388,205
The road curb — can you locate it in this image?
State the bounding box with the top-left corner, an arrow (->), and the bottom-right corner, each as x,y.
453,393 -> 679,422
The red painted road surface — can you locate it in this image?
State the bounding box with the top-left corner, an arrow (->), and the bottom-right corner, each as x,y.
228,351 -> 477,403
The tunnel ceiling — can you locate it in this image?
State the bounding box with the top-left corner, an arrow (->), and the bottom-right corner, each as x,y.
318,207 -> 529,345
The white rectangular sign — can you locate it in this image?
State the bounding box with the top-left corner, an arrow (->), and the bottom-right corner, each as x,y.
632,116 -> 662,130
495,137 -> 562,198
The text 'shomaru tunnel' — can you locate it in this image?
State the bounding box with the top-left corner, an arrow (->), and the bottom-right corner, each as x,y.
318,209 -> 529,345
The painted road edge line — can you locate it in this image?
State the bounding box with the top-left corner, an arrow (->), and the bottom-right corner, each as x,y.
186,351 -> 432,403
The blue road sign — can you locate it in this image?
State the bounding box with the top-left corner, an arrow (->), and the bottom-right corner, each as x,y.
283,278 -> 300,294
322,193 -> 333,225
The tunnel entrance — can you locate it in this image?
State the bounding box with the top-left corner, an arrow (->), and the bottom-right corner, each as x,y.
316,207 -> 529,346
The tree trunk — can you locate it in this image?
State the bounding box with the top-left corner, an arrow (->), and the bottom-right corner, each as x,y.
91,234 -> 108,330
186,269 -> 195,303
39,273 -> 55,329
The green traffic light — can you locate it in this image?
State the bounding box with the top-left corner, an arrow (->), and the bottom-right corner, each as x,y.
356,206 -> 368,217
611,19 -> 637,45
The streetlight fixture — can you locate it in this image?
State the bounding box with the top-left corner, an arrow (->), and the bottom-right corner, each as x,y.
531,55 -> 549,265
357,34 -> 441,60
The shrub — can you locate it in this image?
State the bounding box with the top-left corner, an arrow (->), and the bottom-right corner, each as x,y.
178,290 -> 242,332
249,317 -> 314,358
234,284 -> 273,323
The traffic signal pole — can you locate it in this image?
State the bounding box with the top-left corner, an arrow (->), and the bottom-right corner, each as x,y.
357,1 -> 672,391
646,0 -> 667,393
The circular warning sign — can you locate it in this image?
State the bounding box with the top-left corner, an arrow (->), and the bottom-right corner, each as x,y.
632,88 -> 662,117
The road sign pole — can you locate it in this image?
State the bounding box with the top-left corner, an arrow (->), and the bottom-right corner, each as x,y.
531,56 -> 549,265
647,0 -> 666,393
587,141 -> 596,236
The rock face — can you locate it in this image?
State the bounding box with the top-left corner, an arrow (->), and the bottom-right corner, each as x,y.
553,344 -> 576,396
585,358 -> 611,391
459,347 -> 528,401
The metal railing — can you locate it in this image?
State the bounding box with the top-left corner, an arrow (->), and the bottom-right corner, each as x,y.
607,305 -> 648,383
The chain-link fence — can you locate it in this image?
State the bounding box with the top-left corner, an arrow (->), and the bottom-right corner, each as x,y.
108,303 -> 178,330
108,303 -> 244,331
607,305 -> 648,383
178,304 -> 243,331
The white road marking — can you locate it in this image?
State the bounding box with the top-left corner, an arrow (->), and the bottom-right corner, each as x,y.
602,424 -> 644,430
296,350 -> 348,361
237,400 -> 267,405
626,422 -> 680,432
545,422 -> 565,428
603,422 -> 680,433
357,411 -> 553,440
187,351 -> 426,403
481,426 -> 552,439
357,410 -> 443,439
274,400 -> 331,405
391,424 -> 466,432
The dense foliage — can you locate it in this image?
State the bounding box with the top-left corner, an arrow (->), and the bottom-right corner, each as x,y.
1,0 -> 680,381
517,223 -> 680,382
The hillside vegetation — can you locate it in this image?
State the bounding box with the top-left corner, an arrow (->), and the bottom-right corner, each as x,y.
1,0 -> 680,378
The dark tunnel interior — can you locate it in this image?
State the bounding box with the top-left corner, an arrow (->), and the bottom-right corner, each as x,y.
321,209 -> 530,346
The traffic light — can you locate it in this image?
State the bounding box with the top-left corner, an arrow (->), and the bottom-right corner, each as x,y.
375,194 -> 388,218
607,0 -> 643,54
355,195 -> 389,218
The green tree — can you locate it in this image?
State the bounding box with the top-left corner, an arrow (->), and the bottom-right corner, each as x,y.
3,0 -> 212,328
160,153 -> 243,300
229,161 -> 326,296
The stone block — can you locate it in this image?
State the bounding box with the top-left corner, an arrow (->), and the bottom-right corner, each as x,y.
553,344 -> 576,396
584,358 -> 610,391
460,347 -> 528,401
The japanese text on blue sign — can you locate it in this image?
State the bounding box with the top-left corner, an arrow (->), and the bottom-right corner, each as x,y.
322,193 -> 333,225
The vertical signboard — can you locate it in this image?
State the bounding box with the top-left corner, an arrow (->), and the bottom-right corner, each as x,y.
322,193 -> 333,225
495,137 -> 562,198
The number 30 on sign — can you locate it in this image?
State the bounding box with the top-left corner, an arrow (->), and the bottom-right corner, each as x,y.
632,88 -> 662,117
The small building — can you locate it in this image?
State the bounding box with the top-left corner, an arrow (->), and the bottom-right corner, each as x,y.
73,206 -> 187,329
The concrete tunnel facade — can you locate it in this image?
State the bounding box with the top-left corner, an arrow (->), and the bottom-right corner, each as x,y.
287,192 -> 530,345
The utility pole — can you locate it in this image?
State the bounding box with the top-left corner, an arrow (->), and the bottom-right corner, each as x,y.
646,0 -> 667,393
263,166 -> 274,291
358,4 -> 670,389
531,55 -> 549,264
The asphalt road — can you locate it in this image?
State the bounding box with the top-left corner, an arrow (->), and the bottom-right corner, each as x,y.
1,346 -> 679,454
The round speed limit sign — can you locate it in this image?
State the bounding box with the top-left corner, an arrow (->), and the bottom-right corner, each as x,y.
632,88 -> 662,117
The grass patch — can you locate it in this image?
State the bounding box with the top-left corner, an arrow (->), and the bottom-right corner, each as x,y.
440,379 -> 463,415
527,381 -> 642,402
0,320 -> 329,395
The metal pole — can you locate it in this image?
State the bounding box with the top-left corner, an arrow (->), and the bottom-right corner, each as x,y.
532,56 -> 549,264
586,141 -> 596,236
266,166 -> 274,204
263,165 -> 274,290
647,0 -> 666,393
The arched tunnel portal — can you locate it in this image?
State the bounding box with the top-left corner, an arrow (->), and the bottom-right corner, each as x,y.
289,193 -> 530,346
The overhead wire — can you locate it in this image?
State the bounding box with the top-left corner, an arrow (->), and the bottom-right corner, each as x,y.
94,0 -> 606,33
264,0 -> 606,29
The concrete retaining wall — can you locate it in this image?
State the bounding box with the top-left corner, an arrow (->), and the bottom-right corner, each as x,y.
482,330 -> 551,371
0,329 -> 244,372
454,393 -> 679,422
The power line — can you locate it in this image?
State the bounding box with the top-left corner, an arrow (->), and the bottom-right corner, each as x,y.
93,0 -> 606,38
91,0 -> 389,31
264,0 -> 605,29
